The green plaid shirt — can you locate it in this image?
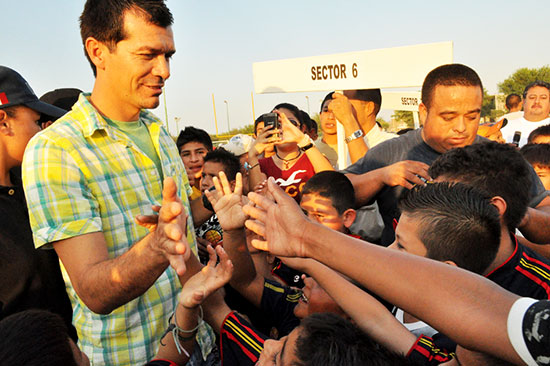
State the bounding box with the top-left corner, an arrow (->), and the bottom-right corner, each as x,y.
22,94 -> 214,365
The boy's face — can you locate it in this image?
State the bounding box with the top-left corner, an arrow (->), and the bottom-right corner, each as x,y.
293,276 -> 342,319
299,193 -> 348,233
180,141 -> 209,180
200,161 -> 226,193
534,165 -> 550,191
388,213 -> 428,257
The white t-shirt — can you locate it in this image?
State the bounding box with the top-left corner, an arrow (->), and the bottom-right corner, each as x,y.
500,116 -> 550,147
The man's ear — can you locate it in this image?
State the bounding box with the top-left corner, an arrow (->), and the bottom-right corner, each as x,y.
442,260 -> 458,267
364,101 -> 376,117
85,37 -> 109,72
490,196 -> 507,219
418,102 -> 428,126
0,109 -> 11,136
342,208 -> 357,229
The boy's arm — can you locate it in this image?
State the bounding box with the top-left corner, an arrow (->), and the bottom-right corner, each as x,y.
205,172 -> 266,307
282,257 -> 416,354
154,245 -> 233,364
244,178 -> 523,365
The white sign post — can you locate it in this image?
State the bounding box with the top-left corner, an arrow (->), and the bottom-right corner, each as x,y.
253,42 -> 453,168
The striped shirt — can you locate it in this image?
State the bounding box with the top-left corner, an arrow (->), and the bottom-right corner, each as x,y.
22,93 -> 214,365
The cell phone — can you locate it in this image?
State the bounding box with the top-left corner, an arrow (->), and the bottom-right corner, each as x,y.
202,186 -> 216,212
512,131 -> 521,147
263,112 -> 279,141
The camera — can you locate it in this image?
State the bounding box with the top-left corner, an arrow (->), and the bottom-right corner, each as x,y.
262,112 -> 279,141
512,131 -> 521,147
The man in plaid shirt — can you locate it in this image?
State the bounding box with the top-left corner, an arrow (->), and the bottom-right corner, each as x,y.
21,0 -> 215,365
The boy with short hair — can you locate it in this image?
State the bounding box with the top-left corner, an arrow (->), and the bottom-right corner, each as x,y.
195,149 -> 241,259
176,126 -> 213,199
271,171 -> 359,287
527,123 -> 550,144
520,143 -> 550,190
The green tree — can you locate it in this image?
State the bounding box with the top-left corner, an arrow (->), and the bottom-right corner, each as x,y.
391,110 -> 414,128
481,88 -> 495,118
498,66 -> 550,95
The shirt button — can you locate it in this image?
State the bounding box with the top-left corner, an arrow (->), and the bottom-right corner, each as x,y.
8,189 -> 15,195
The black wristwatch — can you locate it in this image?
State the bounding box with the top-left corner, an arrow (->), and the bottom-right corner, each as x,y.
300,142 -> 314,152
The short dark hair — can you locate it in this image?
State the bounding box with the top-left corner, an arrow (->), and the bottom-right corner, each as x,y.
294,313 -> 414,366
80,0 -> 174,76
345,89 -> 382,115
176,126 -> 213,153
421,64 -> 483,109
309,119 -> 318,134
203,149 -> 241,182
523,81 -> 550,99
320,92 -> 335,113
254,114 -> 265,136
520,143 -> 550,168
302,171 -> 355,214
299,110 -> 313,132
0,310 -> 78,366
528,124 -> 550,143
505,93 -> 522,110
429,141 -> 531,231
399,182 -> 501,274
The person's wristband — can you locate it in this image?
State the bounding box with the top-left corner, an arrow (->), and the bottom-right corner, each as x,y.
345,129 -> 363,143
298,135 -> 314,149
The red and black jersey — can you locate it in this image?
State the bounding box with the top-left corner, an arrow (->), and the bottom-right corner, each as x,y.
220,311 -> 267,366
260,279 -> 301,338
406,335 -> 455,365
486,236 -> 550,300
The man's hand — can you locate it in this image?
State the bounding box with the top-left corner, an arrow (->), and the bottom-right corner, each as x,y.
380,160 -> 431,189
135,205 -> 161,232
205,171 -> 247,231
244,177 -> 311,257
328,92 -> 360,128
179,245 -> 234,308
152,177 -> 191,276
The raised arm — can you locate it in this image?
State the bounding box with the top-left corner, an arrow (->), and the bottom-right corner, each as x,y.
155,245 -> 233,364
328,92 -> 368,163
53,177 -> 190,314
244,178 -> 523,365
205,172 -> 265,307
281,257 -> 417,354
276,110 -> 333,173
247,126 -> 276,193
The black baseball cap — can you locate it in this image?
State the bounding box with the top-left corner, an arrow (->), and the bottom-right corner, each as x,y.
0,66 -> 67,119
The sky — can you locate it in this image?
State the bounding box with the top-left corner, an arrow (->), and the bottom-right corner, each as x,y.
3,0 -> 550,136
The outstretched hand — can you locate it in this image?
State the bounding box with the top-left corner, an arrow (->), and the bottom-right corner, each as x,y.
205,171 -> 247,231
381,160 -> 431,190
243,177 -> 311,258
179,245 -> 234,308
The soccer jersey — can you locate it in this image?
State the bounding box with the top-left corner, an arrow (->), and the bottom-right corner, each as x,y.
260,279 -> 301,339
485,237 -> 550,300
220,311 -> 267,366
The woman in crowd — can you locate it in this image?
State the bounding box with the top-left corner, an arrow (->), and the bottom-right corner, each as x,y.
247,103 -> 333,201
